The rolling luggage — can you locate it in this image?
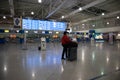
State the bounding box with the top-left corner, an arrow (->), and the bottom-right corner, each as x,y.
67,47 -> 77,61
38,46 -> 41,50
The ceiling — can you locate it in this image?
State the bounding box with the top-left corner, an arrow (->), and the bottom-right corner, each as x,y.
0,0 -> 120,30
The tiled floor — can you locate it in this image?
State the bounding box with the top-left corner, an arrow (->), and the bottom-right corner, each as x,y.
0,41 -> 120,80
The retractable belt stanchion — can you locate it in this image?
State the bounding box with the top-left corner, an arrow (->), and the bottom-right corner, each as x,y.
22,31 -> 27,50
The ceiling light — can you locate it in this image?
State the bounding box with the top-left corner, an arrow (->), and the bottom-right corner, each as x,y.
32,72 -> 35,77
92,25 -> 95,27
31,12 -> 34,15
61,16 -> 64,18
56,32 -> 59,34
102,13 -> 105,16
3,16 -> 6,19
82,24 -> 85,26
107,22 -> 109,24
16,30 -> 19,33
117,16 -> 119,19
101,71 -> 104,75
116,66 -> 119,70
4,65 -> 7,71
79,7 -> 82,11
25,31 -> 28,33
38,0 -> 42,3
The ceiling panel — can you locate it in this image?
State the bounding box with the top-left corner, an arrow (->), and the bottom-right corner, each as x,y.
0,0 -> 120,30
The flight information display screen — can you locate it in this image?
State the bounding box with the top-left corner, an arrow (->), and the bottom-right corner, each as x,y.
22,19 -> 67,31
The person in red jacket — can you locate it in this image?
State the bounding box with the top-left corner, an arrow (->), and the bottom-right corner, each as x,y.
61,31 -> 72,59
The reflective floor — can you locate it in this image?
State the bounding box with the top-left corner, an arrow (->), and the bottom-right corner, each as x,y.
0,42 -> 120,80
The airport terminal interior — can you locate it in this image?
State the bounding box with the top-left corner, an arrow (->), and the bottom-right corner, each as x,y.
0,0 -> 120,80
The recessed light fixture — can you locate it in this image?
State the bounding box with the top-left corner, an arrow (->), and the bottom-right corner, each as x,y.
38,0 -> 42,3
102,13 -> 105,16
3,16 -> 6,19
4,65 -> 7,71
61,16 -> 65,19
79,7 -> 82,11
101,71 -> 104,75
92,25 -> 95,27
56,32 -> 59,34
16,30 -> 19,33
32,72 -> 35,77
82,24 -> 85,26
107,22 -> 109,24
116,66 -> 119,70
117,16 -> 119,19
25,31 -> 28,33
31,12 -> 34,15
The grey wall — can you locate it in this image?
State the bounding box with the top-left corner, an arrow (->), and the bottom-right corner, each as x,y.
0,24 -> 14,29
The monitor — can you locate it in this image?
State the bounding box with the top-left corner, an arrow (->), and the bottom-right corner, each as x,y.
22,19 -> 67,31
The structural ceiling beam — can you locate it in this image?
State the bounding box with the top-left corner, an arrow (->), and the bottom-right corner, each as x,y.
8,0 -> 15,16
73,10 -> 120,25
63,0 -> 106,19
46,0 -> 67,18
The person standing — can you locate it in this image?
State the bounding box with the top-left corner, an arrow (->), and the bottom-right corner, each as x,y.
61,31 -> 72,59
